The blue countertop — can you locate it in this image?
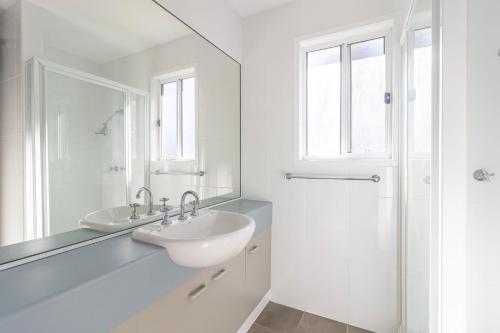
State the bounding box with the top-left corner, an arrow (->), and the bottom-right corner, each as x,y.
0,199 -> 272,333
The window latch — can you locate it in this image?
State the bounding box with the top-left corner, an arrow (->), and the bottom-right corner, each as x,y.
156,119 -> 161,127
384,92 -> 391,105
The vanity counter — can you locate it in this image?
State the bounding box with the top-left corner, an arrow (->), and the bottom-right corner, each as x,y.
0,199 -> 272,333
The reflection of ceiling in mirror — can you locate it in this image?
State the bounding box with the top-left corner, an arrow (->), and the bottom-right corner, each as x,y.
26,0 -> 194,63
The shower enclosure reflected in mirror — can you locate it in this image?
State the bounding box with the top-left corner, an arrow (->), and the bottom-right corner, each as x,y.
0,0 -> 240,266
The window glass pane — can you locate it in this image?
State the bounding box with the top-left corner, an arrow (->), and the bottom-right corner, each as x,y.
350,37 -> 386,153
306,46 -> 341,158
411,28 -> 432,153
160,81 -> 177,157
182,77 -> 196,160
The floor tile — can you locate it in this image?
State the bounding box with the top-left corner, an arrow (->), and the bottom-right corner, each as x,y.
295,312 -> 347,333
248,324 -> 275,333
256,302 -> 303,332
348,325 -> 375,333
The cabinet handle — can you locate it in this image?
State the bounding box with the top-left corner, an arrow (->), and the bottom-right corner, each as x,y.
188,284 -> 207,300
211,268 -> 227,281
249,245 -> 259,254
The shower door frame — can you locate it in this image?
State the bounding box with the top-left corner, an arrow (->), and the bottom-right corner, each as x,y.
25,58 -> 150,239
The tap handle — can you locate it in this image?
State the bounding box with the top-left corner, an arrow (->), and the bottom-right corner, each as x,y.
129,203 -> 140,219
190,200 -> 199,217
159,198 -> 170,212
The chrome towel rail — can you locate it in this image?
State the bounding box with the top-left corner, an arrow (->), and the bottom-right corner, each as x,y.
151,170 -> 205,177
284,173 -> 380,183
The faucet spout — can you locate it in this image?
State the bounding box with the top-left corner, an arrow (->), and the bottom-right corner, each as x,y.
178,190 -> 200,221
135,187 -> 154,216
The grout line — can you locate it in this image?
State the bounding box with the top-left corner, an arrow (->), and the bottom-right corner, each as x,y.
292,310 -> 305,333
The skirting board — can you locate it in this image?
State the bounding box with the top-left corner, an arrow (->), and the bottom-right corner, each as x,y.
237,290 -> 272,333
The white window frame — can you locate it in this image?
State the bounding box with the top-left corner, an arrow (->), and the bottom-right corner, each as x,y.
297,21 -> 395,163
151,67 -> 198,163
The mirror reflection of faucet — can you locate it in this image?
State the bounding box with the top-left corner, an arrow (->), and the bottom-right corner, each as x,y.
160,198 -> 173,225
129,203 -> 140,220
136,187 -> 154,216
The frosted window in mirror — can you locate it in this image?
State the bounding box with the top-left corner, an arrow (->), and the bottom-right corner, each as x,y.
350,37 -> 386,154
161,81 -> 178,157
182,77 -> 196,160
306,46 -> 342,158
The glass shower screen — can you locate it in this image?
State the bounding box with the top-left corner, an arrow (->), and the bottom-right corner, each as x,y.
45,71 -> 128,235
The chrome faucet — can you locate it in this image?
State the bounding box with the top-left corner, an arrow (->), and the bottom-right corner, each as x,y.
178,190 -> 200,221
135,187 -> 154,216
159,198 -> 172,225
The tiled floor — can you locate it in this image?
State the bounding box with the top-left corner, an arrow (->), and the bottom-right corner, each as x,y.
250,302 -> 374,333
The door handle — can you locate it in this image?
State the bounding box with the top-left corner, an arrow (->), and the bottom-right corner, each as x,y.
211,269 -> 227,281
188,284 -> 207,300
248,245 -> 259,254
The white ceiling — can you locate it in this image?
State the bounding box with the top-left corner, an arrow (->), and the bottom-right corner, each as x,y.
227,0 -> 408,18
227,0 -> 298,17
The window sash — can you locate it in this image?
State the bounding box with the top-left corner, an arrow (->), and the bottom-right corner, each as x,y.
300,29 -> 392,160
159,76 -> 195,160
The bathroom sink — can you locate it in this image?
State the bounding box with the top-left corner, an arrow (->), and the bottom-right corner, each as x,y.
132,210 -> 256,268
79,205 -> 165,233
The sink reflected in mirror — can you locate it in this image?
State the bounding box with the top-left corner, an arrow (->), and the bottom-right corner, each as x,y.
132,210 -> 255,268
79,205 -> 167,233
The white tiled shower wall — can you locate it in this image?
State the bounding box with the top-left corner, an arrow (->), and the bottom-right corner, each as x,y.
241,0 -> 402,332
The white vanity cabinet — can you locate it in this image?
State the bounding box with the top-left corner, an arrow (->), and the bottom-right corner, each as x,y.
112,227 -> 271,333
244,226 -> 271,313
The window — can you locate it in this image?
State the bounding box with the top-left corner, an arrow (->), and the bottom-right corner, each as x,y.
158,70 -> 196,160
300,25 -> 392,160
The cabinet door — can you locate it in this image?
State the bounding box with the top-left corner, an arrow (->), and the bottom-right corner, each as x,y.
245,227 -> 271,312
112,252 -> 246,333
203,251 -> 246,333
112,267 -> 213,333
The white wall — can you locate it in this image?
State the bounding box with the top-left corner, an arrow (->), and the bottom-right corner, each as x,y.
155,0 -> 243,62
466,0 -> 500,331
242,0 -> 402,332
439,0 -> 467,331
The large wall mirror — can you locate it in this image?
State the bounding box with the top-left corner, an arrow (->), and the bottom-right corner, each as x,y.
0,0 -> 241,266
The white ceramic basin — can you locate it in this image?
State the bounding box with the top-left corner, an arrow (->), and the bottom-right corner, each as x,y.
80,205 -> 164,233
132,210 -> 256,268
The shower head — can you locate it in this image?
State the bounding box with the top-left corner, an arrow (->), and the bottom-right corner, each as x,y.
94,109 -> 123,136
95,123 -> 108,136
